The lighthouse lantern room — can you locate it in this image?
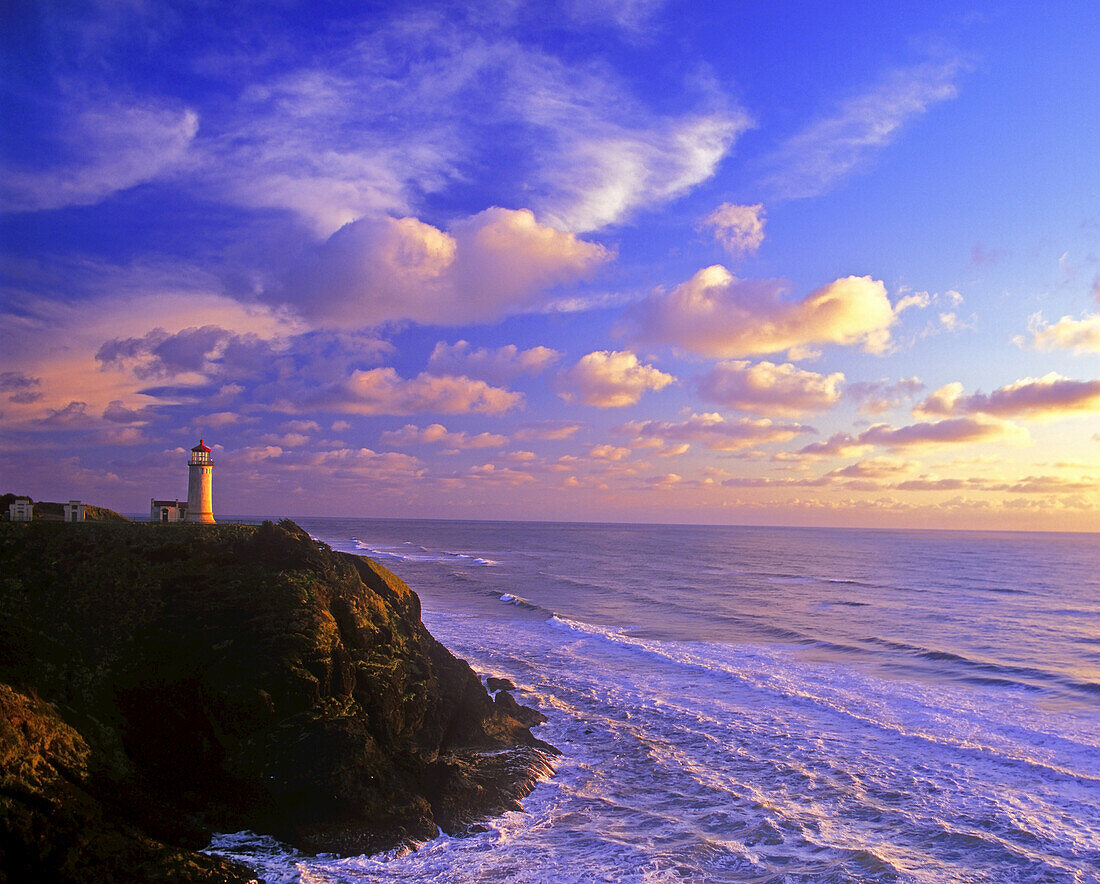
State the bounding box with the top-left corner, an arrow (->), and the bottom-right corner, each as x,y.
185,440 -> 216,523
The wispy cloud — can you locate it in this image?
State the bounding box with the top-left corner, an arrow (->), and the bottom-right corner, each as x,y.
0,100 -> 198,212
763,58 -> 964,199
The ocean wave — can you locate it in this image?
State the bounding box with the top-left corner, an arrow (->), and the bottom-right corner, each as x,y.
498,592 -> 549,614
351,538 -> 499,567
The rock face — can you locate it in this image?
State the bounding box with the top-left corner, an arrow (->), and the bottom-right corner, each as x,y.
0,519 -> 553,882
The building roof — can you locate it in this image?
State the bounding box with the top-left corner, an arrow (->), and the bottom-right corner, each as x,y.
192,439 -> 211,452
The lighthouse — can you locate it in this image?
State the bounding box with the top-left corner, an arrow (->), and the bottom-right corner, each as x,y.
185,440 -> 215,523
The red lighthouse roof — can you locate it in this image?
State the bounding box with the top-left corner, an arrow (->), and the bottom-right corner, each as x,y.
192,439 -> 212,452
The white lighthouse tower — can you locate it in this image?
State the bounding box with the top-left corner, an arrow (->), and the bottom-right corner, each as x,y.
185,440 -> 215,523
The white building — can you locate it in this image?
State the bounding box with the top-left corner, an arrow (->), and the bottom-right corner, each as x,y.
9,498 -> 32,521
185,440 -> 215,523
63,500 -> 86,522
151,499 -> 187,522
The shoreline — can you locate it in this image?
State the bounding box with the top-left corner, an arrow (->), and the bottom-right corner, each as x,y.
0,518 -> 555,881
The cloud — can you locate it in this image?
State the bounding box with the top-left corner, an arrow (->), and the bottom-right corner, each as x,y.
1020,313 -> 1100,354
290,447 -> 425,485
513,421 -> 584,441
322,369 -> 523,416
858,416 -> 1025,450
96,325 -> 276,381
847,377 -> 924,415
627,267 -> 895,359
188,11 -> 746,236
828,457 -> 916,479
763,58 -> 963,199
427,340 -> 562,382
1,101 -> 198,212
561,0 -> 667,38
621,412 -> 810,451
698,203 -> 765,257
282,208 -> 611,328
102,400 -> 158,424
589,444 -> 632,461
788,432 -> 875,460
697,360 -> 843,416
558,350 -> 674,407
529,110 -> 749,233
915,374 -> 1100,421
0,372 -> 41,391
380,423 -> 508,449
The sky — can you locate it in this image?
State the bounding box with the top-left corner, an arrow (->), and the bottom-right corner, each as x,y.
1,0 -> 1099,531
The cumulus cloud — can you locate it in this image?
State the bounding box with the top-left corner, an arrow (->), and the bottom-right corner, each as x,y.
323,369 -> 523,416
763,58 -> 963,199
698,203 -> 765,257
915,374 -> 1100,421
589,444 -> 632,461
427,340 -> 562,382
380,423 -> 508,449
95,324 -> 292,382
282,208 -> 611,328
621,412 -> 810,451
697,360 -> 843,415
627,266 -> 895,358
558,350 -> 675,407
1020,313 -> 1100,354
1,101 -> 198,212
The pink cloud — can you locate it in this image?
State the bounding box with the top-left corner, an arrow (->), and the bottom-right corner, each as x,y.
622,412 -> 811,451
427,340 -> 562,382
558,350 -> 674,407
859,416 -> 1024,450
627,266 -> 895,358
697,360 -> 843,416
1022,314 -> 1100,354
326,369 -> 523,416
698,203 -> 765,257
915,374 -> 1100,421
283,208 -> 611,328
380,423 -> 508,449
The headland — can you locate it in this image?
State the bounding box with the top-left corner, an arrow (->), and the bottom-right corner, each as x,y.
0,516 -> 553,882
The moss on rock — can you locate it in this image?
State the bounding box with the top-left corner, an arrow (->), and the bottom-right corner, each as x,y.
0,518 -> 552,880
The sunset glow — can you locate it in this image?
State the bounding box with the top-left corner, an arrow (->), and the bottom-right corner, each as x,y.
2,2 -> 1098,530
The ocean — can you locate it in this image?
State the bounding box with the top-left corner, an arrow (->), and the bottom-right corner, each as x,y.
207,520 -> 1100,883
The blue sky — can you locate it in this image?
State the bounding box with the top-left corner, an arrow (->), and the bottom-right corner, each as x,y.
2,0 -> 1098,529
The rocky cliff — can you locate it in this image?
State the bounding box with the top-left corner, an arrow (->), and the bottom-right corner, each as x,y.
0,519 -> 553,882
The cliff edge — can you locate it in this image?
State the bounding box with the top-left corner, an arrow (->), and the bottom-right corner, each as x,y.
0,519 -> 554,882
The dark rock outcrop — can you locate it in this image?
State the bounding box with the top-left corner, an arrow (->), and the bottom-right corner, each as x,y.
0,519 -> 554,882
